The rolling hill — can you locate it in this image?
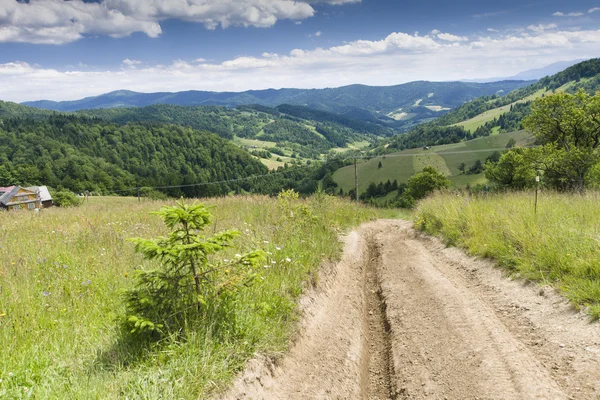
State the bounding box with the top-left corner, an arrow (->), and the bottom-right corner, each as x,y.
388,58 -> 600,151
333,130 -> 533,193
334,58 -> 600,198
22,80 -> 532,130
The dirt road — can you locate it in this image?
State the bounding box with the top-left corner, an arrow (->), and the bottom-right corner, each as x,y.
223,220 -> 600,399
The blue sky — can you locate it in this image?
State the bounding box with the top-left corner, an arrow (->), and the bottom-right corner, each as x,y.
1,0 -> 600,102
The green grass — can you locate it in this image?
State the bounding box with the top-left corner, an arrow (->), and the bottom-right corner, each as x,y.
456,89 -> 547,132
415,191 -> 600,319
0,195 -> 382,398
333,130 -> 533,192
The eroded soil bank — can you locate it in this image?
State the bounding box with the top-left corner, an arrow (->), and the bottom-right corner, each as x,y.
221,220 -> 600,400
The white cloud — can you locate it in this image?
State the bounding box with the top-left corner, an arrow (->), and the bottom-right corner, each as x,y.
122,59 -> 142,66
527,23 -> 558,32
590,8 -> 600,13
0,0 -> 359,44
315,31 -> 322,37
3,28 -> 600,102
437,33 -> 468,42
487,28 -> 500,32
553,11 -> 585,17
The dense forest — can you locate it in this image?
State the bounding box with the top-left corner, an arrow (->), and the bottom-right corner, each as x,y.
0,113 -> 358,198
0,116 -> 269,197
78,104 -> 373,157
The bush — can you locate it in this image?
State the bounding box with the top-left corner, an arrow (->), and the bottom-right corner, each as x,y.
121,199 -> 265,342
51,189 -> 83,207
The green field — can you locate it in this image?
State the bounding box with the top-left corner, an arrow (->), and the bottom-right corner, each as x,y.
456,89 -> 547,132
0,195 -> 390,399
416,191 -> 600,319
333,130 -> 533,193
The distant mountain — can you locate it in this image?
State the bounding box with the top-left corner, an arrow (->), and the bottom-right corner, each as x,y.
510,59 -> 586,80
464,59 -> 586,83
388,58 -> 600,150
22,81 -> 533,130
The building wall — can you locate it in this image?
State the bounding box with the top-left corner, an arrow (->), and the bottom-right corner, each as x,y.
7,189 -> 41,210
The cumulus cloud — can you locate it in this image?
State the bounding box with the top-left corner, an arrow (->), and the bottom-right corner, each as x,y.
527,23 -> 558,32
0,0 -> 358,44
3,28 -> 600,102
436,33 -> 468,42
122,59 -> 142,66
553,11 -> 585,17
590,8 -> 600,13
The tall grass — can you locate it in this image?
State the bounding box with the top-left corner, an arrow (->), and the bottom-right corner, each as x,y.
0,195 -> 380,398
415,191 -> 600,319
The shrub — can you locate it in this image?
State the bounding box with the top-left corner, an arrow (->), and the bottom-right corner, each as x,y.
122,199 -> 265,342
51,189 -> 83,207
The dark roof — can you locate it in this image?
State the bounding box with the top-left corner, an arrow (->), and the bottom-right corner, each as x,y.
0,186 -> 21,206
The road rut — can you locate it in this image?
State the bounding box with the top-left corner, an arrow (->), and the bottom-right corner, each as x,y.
222,220 -> 600,399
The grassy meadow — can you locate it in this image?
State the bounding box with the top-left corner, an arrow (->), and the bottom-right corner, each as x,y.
0,195 -> 392,399
415,191 -> 600,319
333,130 -> 533,193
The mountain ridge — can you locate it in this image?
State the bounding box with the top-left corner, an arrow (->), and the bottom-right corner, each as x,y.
21,80 -> 533,130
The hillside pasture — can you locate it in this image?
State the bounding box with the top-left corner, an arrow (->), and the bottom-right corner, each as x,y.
455,88 -> 547,132
333,130 -> 532,192
0,195 -> 379,399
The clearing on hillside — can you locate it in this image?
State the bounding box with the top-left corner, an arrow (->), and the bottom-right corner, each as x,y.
332,130 -> 533,193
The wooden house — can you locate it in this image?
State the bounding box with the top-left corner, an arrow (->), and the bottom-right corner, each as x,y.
26,186 -> 53,208
0,186 -> 43,211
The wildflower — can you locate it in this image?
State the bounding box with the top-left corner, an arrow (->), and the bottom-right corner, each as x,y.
275,246 -> 282,251
124,273 -> 129,278
8,372 -> 13,377
567,254 -> 571,257
82,280 -> 92,286
263,265 -> 270,269
263,240 -> 269,244
235,254 -> 242,258
0,313 -> 5,318
43,291 -> 51,297
271,260 -> 277,264
223,259 -> 230,263
285,257 -> 292,262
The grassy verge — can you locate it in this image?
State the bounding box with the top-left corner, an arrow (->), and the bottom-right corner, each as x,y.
415,192 -> 600,319
0,195 -> 382,398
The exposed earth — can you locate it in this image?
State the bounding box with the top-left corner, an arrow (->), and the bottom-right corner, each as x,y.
222,220 -> 600,399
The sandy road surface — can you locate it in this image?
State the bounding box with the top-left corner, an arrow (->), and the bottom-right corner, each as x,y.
223,220 -> 600,399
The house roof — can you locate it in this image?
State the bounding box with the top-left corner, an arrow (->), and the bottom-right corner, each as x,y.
0,186 -> 20,206
26,186 -> 52,202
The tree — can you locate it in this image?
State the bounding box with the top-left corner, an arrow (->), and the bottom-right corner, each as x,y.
506,137 -> 516,149
378,161 -> 383,169
485,148 -> 536,190
395,167 -> 451,208
468,160 -> 484,175
123,200 -> 265,340
457,162 -> 466,174
523,90 -> 600,191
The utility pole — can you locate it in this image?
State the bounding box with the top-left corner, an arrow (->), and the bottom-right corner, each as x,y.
534,173 -> 540,216
137,187 -> 141,203
354,158 -> 359,202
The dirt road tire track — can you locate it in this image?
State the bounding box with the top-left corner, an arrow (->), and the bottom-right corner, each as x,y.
222,220 -> 600,400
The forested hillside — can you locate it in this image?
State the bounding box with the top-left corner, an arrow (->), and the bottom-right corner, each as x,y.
388,58 -> 600,150
0,115 -> 270,196
78,104 -> 379,158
